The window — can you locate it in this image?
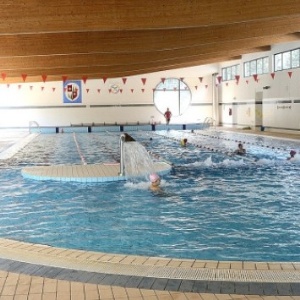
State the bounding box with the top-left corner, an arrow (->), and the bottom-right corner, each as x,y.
153,78 -> 191,117
244,57 -> 269,77
221,64 -> 239,81
274,48 -> 300,71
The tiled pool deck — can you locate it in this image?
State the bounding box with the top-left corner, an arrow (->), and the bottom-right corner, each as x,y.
1,128 -> 300,299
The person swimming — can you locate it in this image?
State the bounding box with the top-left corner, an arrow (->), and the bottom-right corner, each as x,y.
287,150 -> 297,160
149,173 -> 161,191
181,138 -> 188,147
234,143 -> 246,155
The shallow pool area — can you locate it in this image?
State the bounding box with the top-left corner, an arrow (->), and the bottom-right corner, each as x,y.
0,129 -> 300,262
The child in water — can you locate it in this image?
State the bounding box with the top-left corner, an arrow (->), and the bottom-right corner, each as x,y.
287,150 -> 297,161
149,173 -> 161,191
181,138 -> 188,147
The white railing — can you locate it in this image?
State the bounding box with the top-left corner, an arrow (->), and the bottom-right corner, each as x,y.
29,121 -> 40,133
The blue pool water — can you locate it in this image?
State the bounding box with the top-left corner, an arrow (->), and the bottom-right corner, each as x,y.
0,130 -> 300,262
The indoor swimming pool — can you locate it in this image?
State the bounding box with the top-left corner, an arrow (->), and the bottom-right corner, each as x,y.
0,129 -> 300,262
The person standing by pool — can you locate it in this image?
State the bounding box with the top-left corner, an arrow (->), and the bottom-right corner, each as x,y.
164,108 -> 172,125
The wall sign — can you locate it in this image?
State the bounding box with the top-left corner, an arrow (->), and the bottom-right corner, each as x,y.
63,80 -> 82,104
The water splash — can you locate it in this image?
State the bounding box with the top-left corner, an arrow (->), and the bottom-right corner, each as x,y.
123,141 -> 155,177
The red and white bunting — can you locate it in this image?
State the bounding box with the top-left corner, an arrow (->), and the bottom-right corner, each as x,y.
195,86 -> 198,90
102,77 -> 107,84
122,78 -> 127,84
288,71 -> 293,78
199,77 -> 203,83
41,86 -> 44,91
253,74 -> 258,82
235,75 -> 240,85
141,78 -> 147,85
6,84 -> 10,88
42,74 -> 47,83
18,84 -> 22,89
217,76 -> 222,84
86,88 -> 89,93
142,89 -> 145,93
161,78 -> 166,83
120,89 -> 123,93
82,76 -> 88,84
21,74 -> 27,82
271,72 -> 275,79
131,89 -> 134,93
97,89 -> 101,93
52,87 -> 56,92
205,85 -> 208,89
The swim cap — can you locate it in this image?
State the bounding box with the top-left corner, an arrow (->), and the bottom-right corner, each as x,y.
290,150 -> 296,156
149,173 -> 160,183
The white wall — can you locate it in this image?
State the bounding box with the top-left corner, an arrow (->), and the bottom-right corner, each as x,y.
0,66 -> 217,128
1,41 -> 300,132
218,41 -> 300,132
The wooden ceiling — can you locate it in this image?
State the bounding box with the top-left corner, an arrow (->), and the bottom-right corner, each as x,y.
1,0 -> 300,83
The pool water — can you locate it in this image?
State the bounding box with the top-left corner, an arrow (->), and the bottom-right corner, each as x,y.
0,130 -> 300,262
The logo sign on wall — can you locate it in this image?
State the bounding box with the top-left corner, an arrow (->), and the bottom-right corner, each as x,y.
63,80 -> 82,104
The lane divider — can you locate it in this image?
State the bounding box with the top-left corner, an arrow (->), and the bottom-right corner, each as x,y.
73,132 -> 87,165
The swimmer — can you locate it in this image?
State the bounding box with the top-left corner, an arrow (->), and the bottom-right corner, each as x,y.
181,138 -> 188,147
287,150 -> 296,160
149,173 -> 161,191
234,143 -> 246,155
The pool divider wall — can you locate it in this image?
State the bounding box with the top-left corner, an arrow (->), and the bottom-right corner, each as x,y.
31,123 -> 209,134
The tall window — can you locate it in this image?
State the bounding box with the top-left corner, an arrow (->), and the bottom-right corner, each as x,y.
153,78 -> 191,117
221,64 -> 239,81
274,48 -> 300,71
244,57 -> 269,77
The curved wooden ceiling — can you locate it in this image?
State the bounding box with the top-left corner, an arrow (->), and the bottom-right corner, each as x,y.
1,0 -> 300,83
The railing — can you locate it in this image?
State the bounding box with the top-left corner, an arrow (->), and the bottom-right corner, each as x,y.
203,117 -> 216,129
29,121 -> 40,133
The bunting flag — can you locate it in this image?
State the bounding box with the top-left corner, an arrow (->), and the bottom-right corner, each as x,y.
141,78 -> 147,85
109,89 -> 112,93
180,77 -> 184,81
131,89 -> 134,93
21,74 -> 27,82
62,75 -> 68,83
120,89 -> 123,93
41,86 -> 44,91
271,72 -> 275,79
102,77 -> 107,84
199,77 -> 203,83
6,84 -> 10,88
18,84 -> 22,89
86,88 -> 89,93
52,87 -> 56,92
30,86 -> 33,90
42,74 -> 47,83
122,78 -> 127,84
288,71 -> 293,78
217,76 -> 222,84
161,78 -> 166,84
195,86 -> 198,90
253,74 -> 258,82
205,85 -> 208,89
82,76 -> 88,84
246,80 -> 249,84
97,89 -> 101,93
226,82 -> 229,87
1,73 -> 6,81
142,89 -> 145,93
235,75 -> 240,85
